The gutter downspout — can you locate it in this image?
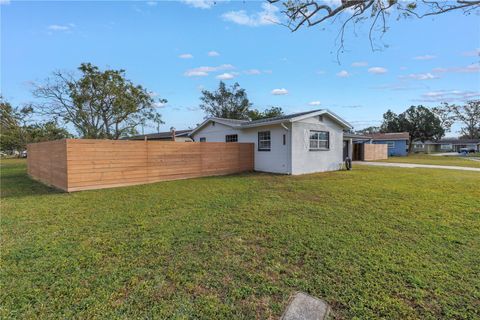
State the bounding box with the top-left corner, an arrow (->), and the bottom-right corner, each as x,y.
280,122 -> 292,175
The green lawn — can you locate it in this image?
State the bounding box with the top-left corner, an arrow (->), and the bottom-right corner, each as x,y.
1,159 -> 479,319
376,153 -> 480,168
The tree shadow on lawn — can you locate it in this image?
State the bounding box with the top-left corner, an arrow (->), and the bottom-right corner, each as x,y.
1,170 -> 63,199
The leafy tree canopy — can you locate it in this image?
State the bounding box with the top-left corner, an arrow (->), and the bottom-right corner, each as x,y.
380,106 -> 444,152
32,63 -> 165,139
451,100 -> 480,139
199,81 -> 252,120
248,106 -> 285,120
1,98 -> 71,152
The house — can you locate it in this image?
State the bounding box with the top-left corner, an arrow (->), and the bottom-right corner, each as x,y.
190,109 -> 353,175
125,129 -> 193,142
412,138 -> 480,153
369,132 -> 409,156
343,132 -> 409,159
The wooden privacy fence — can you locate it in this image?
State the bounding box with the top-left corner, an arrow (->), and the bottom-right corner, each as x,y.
27,139 -> 254,192
363,144 -> 388,161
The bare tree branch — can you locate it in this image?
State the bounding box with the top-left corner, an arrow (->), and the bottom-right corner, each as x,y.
268,0 -> 480,57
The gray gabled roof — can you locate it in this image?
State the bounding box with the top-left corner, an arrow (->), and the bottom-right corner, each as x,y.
124,129 -> 192,140
190,109 -> 352,136
243,109 -> 324,126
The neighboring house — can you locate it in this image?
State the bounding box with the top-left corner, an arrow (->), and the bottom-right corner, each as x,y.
343,132 -> 410,159
189,109 -> 353,175
369,132 -> 410,156
125,129 -> 193,142
412,138 -> 480,153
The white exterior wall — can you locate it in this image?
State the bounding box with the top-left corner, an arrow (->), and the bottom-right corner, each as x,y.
191,122 -> 241,142
191,114 -> 346,175
191,122 -> 291,174
290,116 -> 344,175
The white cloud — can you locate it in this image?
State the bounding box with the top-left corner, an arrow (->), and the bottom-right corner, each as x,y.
401,73 -> 439,80
222,3 -> 279,27
432,63 -> 480,74
184,70 -> 209,77
417,90 -> 480,102
271,88 -> 288,95
462,48 -> 480,57
48,24 -> 71,31
178,53 -> 193,59
184,64 -> 234,77
208,51 -> 220,57
336,70 -> 350,78
413,55 -> 436,60
181,0 -> 216,9
368,67 -> 388,74
308,101 -> 321,106
244,69 -> 261,75
153,101 -> 167,108
146,1 -> 158,6
351,61 -> 368,67
216,72 -> 236,80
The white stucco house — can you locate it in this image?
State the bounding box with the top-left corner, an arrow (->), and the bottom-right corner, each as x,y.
190,109 -> 353,175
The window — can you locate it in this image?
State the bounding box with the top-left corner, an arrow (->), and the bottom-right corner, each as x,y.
199,137 -> 206,142
211,121 -> 215,126
387,141 -> 395,149
318,115 -> 323,122
258,131 -> 271,151
225,134 -> 238,143
309,131 -> 329,150
441,144 -> 452,150
415,144 -> 425,149
283,134 -> 286,145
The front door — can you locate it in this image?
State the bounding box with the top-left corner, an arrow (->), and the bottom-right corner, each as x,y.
343,140 -> 349,160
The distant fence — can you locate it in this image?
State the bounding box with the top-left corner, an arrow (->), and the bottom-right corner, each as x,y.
363,144 -> 388,161
27,139 -> 254,192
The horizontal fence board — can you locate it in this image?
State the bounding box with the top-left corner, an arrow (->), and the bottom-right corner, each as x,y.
28,139 -> 254,192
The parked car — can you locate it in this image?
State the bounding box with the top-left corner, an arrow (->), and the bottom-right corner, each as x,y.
20,150 -> 28,158
458,147 -> 476,154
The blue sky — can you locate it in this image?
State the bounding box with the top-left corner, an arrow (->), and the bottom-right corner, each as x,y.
1,0 -> 479,135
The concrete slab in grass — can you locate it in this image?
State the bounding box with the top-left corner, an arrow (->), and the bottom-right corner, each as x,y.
281,292 -> 331,320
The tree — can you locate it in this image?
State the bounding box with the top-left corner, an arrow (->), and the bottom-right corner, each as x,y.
32,63 -> 166,139
356,126 -> 380,135
1,100 -> 32,152
268,0 -> 480,56
431,103 -> 455,133
451,100 -> 480,139
199,81 -> 252,120
380,106 -> 444,152
1,98 -> 71,152
248,106 -> 284,120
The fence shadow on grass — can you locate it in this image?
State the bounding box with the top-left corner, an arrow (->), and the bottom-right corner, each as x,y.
1,168 -> 63,199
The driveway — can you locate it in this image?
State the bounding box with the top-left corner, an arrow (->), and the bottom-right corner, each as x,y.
355,161 -> 480,172
430,152 -> 458,156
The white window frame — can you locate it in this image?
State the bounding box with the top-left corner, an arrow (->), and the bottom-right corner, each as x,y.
387,141 -> 395,149
258,131 -> 271,151
309,130 -> 329,151
440,144 -> 452,150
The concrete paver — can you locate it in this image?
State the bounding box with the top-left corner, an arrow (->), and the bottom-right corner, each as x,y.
281,292 -> 330,320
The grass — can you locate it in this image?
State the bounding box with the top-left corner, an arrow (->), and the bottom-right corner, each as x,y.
376,153 -> 480,168
1,159 -> 479,319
